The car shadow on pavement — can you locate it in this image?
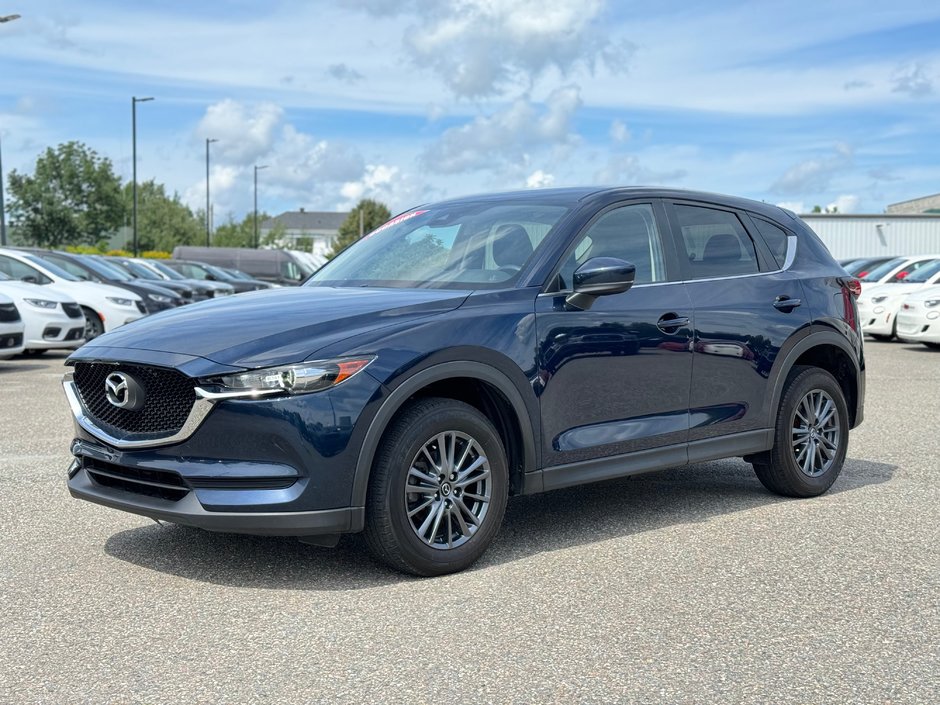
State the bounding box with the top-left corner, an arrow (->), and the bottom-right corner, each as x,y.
103,456 -> 896,590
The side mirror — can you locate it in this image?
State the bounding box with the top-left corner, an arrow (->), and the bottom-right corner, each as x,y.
205,274 -> 217,281
566,257 -> 636,310
21,275 -> 39,284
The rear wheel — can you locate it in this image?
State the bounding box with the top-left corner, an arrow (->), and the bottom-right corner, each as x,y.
364,398 -> 509,576
20,349 -> 48,357
924,342 -> 940,350
82,307 -> 105,340
752,366 -> 849,497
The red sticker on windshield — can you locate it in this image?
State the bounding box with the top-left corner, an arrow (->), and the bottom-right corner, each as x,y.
368,210 -> 428,237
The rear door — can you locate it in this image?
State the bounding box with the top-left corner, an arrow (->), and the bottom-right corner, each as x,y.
663,201 -> 811,446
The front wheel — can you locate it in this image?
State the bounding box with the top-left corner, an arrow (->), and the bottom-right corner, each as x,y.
924,342 -> 940,350
364,398 -> 509,576
753,366 -> 849,497
82,307 -> 105,341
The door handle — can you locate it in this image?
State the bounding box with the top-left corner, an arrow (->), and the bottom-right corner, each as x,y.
657,313 -> 690,333
773,296 -> 802,311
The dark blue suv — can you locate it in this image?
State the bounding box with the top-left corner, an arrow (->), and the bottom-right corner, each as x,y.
64,188 -> 865,575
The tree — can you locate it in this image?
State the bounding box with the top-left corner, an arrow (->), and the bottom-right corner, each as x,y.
326,199 -> 391,259
7,141 -> 125,247
121,180 -> 203,252
211,211 -> 279,248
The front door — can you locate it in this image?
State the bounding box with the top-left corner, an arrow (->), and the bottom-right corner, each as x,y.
535,201 -> 693,470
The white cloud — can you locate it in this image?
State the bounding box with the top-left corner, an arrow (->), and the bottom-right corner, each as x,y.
422,85 -> 582,173
327,63 -> 365,84
826,194 -> 860,214
593,154 -> 686,186
891,62 -> 933,97
525,170 -> 555,188
775,201 -> 806,214
339,164 -> 425,212
609,119 -> 631,143
352,0 -> 629,97
196,100 -> 283,166
770,143 -> 854,195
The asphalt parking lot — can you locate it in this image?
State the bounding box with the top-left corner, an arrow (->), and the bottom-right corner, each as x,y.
1,341 -> 937,704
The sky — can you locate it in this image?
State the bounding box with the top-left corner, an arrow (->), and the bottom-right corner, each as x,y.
1,0 -> 939,221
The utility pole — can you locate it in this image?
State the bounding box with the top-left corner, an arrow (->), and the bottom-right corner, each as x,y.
205,138 -> 218,246
0,132 -> 7,247
131,96 -> 154,257
359,208 -> 364,238
253,164 -> 268,248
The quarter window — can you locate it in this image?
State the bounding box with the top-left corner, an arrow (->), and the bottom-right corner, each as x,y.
752,217 -> 790,269
675,205 -> 759,279
558,203 -> 667,289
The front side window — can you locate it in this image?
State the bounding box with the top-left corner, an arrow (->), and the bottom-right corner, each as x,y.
556,203 -> 667,290
308,202 -> 569,289
903,259 -> 940,283
0,255 -> 52,285
675,205 -> 759,279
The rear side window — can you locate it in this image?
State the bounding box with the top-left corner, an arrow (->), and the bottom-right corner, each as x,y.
752,218 -> 790,268
674,205 -> 759,279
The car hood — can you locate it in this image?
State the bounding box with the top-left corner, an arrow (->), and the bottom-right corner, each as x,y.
902,285 -> 940,305
80,285 -> 471,368
0,280 -> 77,303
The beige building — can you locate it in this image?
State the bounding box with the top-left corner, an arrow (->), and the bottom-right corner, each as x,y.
886,193 -> 940,215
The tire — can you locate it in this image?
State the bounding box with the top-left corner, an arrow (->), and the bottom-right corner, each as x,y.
81,307 -> 105,341
20,349 -> 48,357
924,342 -> 940,350
869,333 -> 892,342
752,365 -> 849,498
364,397 -> 509,576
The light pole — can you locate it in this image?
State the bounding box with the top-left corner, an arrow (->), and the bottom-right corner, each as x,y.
253,165 -> 268,249
131,96 -> 154,256
0,14 -> 20,247
205,138 -> 218,246
0,131 -> 7,247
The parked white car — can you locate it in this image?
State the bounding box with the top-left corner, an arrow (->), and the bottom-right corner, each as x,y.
858,255 -> 940,292
0,249 -> 144,340
0,290 -> 26,359
857,258 -> 940,340
0,273 -> 86,353
896,285 -> 940,350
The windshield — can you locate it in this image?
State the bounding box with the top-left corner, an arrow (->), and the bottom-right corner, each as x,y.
204,264 -> 235,281
120,260 -> 159,280
147,261 -> 186,280
83,256 -> 134,281
24,254 -> 81,282
860,257 -> 907,282
307,202 -> 569,289
904,259 -> 940,283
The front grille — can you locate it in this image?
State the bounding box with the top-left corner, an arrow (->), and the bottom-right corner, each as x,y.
84,457 -> 189,501
73,362 -> 197,436
0,303 -> 20,323
1,333 -> 22,349
62,303 -> 83,319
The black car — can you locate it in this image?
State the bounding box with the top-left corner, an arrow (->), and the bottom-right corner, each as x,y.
102,256 -> 203,303
163,260 -> 269,293
64,187 -> 865,576
23,250 -> 184,313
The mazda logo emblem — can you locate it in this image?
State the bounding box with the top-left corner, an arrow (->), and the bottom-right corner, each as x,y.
104,372 -> 145,410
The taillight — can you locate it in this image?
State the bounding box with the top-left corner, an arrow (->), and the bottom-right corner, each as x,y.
845,278 -> 862,297
841,279 -> 859,331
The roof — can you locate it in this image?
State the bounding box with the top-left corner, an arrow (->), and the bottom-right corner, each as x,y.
887,193 -> 940,209
261,211 -> 349,231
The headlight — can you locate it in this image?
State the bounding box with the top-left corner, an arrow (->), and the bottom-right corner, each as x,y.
106,296 -> 136,307
871,295 -> 889,304
198,357 -> 375,399
147,294 -> 173,304
926,300 -> 940,308
24,298 -> 58,309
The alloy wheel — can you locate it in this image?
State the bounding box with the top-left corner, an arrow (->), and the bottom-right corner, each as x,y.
403,430 -> 491,549
791,389 -> 841,478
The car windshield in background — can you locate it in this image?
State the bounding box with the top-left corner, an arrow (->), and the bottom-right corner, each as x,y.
903,259 -> 940,283
307,202 -> 569,289
23,254 -> 81,281
83,256 -> 134,281
148,261 -> 186,280
122,261 -> 160,280
860,257 -> 907,282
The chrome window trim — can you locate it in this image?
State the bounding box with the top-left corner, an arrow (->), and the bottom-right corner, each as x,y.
538,235 -> 798,296
63,373 -> 215,450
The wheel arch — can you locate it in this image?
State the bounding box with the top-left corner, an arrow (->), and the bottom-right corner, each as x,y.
351,361 -> 538,509
768,330 -> 862,429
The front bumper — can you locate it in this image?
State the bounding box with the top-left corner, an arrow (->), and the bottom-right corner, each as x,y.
64,356 -> 386,536
68,462 -> 363,535
897,310 -> 940,343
